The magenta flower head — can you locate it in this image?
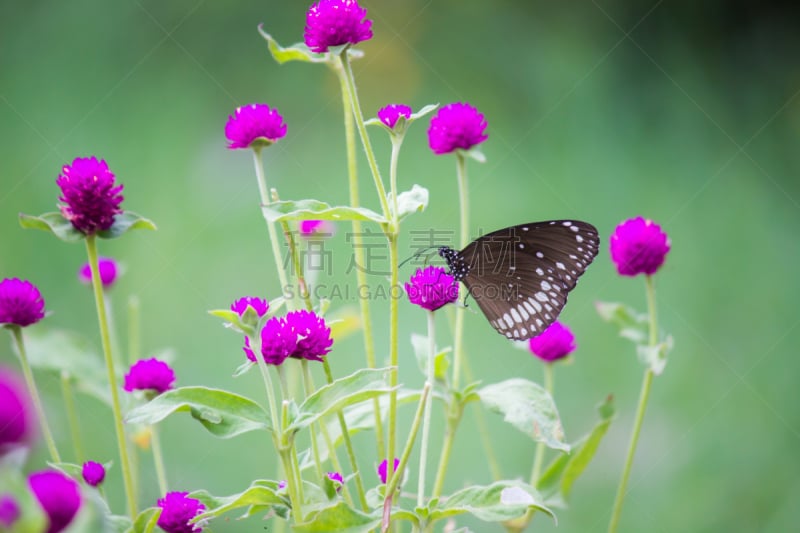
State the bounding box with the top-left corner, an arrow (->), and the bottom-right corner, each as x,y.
78,257 -> 119,288
0,494 -> 20,528
0,367 -> 36,455
299,220 -> 335,238
230,296 -> 269,318
123,358 -> 176,395
259,317 -> 296,366
327,471 -> 343,492
56,156 -> 123,235
0,278 -> 45,328
378,104 -> 413,130
156,491 -> 205,533
81,461 -> 106,487
304,0 -> 373,53
225,104 -> 287,150
405,266 -> 459,312
609,216 -> 671,277
528,321 -> 576,363
28,470 -> 82,533
378,458 -> 399,484
286,310 -> 333,362
427,102 -> 488,155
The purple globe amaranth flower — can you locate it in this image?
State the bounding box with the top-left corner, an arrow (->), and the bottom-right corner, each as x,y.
427,102 -> 488,155
28,470 -> 82,533
377,104 -> 413,129
56,156 -> 124,235
259,316 -> 297,366
231,296 -> 269,318
285,310 -> 333,362
609,216 -> 671,277
123,358 -> 176,394
156,491 -> 205,533
327,471 -> 343,492
299,219 -> 335,237
81,461 -> 106,487
277,480 -> 287,490
405,265 -> 459,312
528,321 -> 576,363
304,0 -> 373,53
225,104 -> 287,150
0,367 -> 36,455
0,278 -> 46,327
78,257 -> 119,288
0,494 -> 20,528
378,458 -> 399,484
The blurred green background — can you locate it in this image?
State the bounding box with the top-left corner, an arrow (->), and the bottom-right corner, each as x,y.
2,1 -> 799,531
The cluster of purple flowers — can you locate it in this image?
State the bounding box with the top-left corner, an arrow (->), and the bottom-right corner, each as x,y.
123,358 -> 176,395
239,304 -> 334,366
405,265 -> 459,312
57,156 -> 124,236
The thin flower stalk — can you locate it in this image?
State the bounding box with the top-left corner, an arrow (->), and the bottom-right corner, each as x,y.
460,353 -> 502,481
60,372 -> 85,464
417,311 -> 436,507
85,235 -> 136,517
608,275 -> 658,533
333,50 -> 384,460
10,328 -> 60,463
279,212 -> 369,510
530,363 -> 554,484
382,382 -> 430,533
252,148 -> 291,295
150,425 -> 168,495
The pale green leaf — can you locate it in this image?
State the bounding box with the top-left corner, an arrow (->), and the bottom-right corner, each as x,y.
190,482 -> 286,523
125,386 -> 270,437
538,396 -> 615,506
262,199 -> 386,224
410,333 -> 450,382
258,26 -> 327,64
19,212 -> 84,242
287,368 -> 393,433
595,301 -> 648,344
429,481 -> 554,523
636,335 -> 673,375
479,378 -> 569,452
97,211 -> 157,239
294,501 -> 380,533
389,185 -> 429,222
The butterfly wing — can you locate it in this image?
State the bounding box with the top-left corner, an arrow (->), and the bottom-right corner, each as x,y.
458,220 -> 599,340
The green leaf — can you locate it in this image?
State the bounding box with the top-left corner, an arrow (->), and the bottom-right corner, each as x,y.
97,211 -> 157,239
126,507 -> 160,533
462,147 -> 487,163
125,386 -> 270,437
19,211 -> 84,242
478,378 -> 569,452
108,514 -> 133,533
294,501 -> 380,533
410,333 -> 450,382
190,481 -> 286,523
262,199 -> 386,225
258,26 -> 327,64
538,395 -> 615,506
208,309 -> 255,337
636,335 -> 673,375
389,185 -> 429,222
287,367 -> 394,434
595,301 -> 648,344
409,103 -> 439,122
429,481 -> 554,523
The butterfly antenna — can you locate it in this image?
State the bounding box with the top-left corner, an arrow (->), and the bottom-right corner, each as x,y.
399,246 -> 440,269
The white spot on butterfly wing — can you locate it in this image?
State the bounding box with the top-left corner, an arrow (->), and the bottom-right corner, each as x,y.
535,267 -> 544,276
535,292 -> 548,302
556,262 -> 566,270
536,252 -> 544,259
541,281 -> 551,291
510,308 -> 522,323
503,313 -> 514,329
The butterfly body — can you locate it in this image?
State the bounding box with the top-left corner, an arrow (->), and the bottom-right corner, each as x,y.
439,220 -> 599,340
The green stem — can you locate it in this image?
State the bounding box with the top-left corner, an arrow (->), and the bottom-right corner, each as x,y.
150,425 -> 168,495
452,153 -> 468,390
60,372 -> 84,464
417,312 -> 436,507
385,234 -> 400,487
461,350 -> 502,481
252,148 -> 290,295
10,327 -> 60,463
383,383 -> 431,533
85,236 -> 136,517
334,51 -> 384,461
300,362 -> 325,482
431,401 -> 463,498
608,275 -> 658,533
321,359 -> 369,511
337,49 -> 391,220
531,364 -> 555,485
127,295 -> 141,364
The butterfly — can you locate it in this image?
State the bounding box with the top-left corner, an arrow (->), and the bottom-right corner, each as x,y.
439,220 -> 599,340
